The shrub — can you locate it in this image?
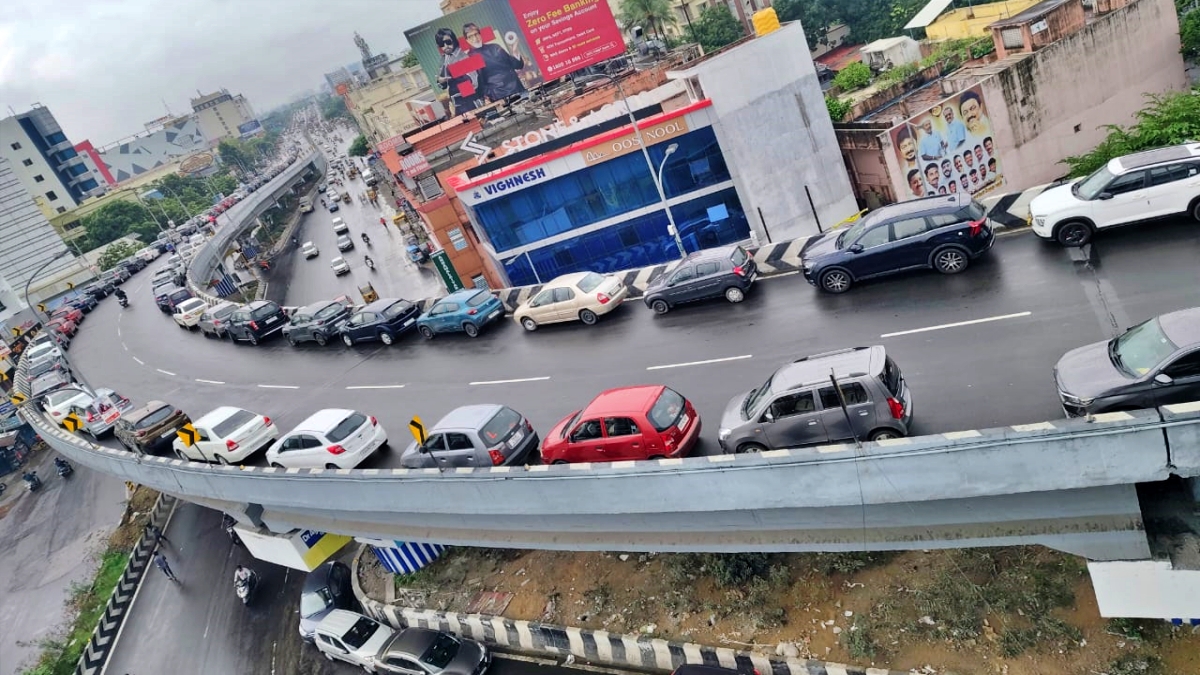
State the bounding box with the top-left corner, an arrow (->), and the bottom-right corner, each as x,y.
833,62 -> 872,91
825,96 -> 853,122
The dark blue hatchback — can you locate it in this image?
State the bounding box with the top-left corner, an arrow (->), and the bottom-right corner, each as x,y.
340,298 -> 420,346
801,194 -> 995,293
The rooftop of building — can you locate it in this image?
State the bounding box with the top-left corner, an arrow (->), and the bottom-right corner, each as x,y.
815,43 -> 864,70
859,54 -> 1029,125
991,0 -> 1077,27
863,36 -> 918,53
190,90 -> 231,107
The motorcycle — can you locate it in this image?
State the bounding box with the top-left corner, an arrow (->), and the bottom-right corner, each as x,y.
235,569 -> 259,605
117,295 -> 129,308
23,472 -> 42,492
55,459 -> 73,478
361,233 -> 372,248
364,256 -> 376,271
222,515 -> 245,547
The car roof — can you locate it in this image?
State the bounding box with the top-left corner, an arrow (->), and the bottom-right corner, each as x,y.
439,289 -> 486,303
316,609 -> 371,635
126,400 -> 171,421
582,385 -> 665,417
863,193 -> 970,224
193,406 -> 249,427
302,561 -> 344,592
681,244 -> 742,263
179,298 -> 207,309
771,346 -> 885,390
382,627 -> 439,658
363,298 -> 406,312
205,301 -> 240,314
1111,143 -> 1200,173
245,300 -> 275,310
300,299 -> 340,314
295,408 -> 358,433
1158,307 -> 1200,348
434,404 -> 503,431
546,271 -> 593,286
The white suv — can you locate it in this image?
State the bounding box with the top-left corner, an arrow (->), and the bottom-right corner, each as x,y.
1030,143 -> 1200,246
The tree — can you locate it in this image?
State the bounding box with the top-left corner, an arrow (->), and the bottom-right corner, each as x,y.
825,95 -> 852,122
97,240 -> 141,271
320,95 -> 351,122
1182,10 -> 1200,59
686,5 -> 744,53
80,200 -> 161,250
218,140 -> 252,174
617,0 -> 677,39
773,0 -> 923,50
832,62 -> 871,91
773,0 -> 839,51
1062,90 -> 1200,177
348,135 -> 369,157
401,50 -> 420,68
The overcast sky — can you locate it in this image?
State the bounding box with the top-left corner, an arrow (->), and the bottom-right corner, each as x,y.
0,0 -> 442,145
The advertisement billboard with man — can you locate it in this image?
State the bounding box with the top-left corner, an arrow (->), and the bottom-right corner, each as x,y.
404,0 -> 624,118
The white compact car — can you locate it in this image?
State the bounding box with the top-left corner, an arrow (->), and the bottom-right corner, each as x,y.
313,611 -> 393,671
172,406 -> 279,464
302,241 -> 320,258
265,408 -> 387,469
331,257 -> 350,276
332,217 -> 348,234
1030,142 -> 1200,246
172,298 -> 209,329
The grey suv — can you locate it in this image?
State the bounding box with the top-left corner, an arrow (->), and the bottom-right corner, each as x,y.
643,244 -> 757,314
284,299 -> 353,346
718,346 -> 913,453
1054,307 -> 1200,416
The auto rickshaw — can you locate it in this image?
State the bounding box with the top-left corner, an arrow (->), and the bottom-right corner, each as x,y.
392,212 -> 407,225
358,282 -> 378,303
348,166 -> 359,179
341,191 -> 352,204
367,188 -> 377,202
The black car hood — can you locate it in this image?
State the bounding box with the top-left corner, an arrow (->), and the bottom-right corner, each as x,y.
1054,341 -> 1135,399
800,231 -> 842,260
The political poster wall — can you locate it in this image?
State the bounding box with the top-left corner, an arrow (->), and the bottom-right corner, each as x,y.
887,85 -> 1005,201
404,0 -> 624,118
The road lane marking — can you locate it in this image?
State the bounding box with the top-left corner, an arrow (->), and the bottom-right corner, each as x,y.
345,384 -> 406,390
258,384 -> 300,389
646,354 -> 753,371
156,368 -> 176,376
879,311 -> 1032,338
195,379 -> 225,385
132,357 -> 144,365
469,376 -> 551,386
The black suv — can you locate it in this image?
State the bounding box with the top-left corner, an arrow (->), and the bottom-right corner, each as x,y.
801,194 -> 995,294
84,281 -> 113,300
155,286 -> 192,313
227,300 -> 289,345
284,299 -> 353,346
643,244 -> 757,314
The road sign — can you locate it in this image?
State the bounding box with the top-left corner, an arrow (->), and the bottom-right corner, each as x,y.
10,392 -> 27,406
408,416 -> 426,445
176,424 -> 198,447
63,412 -> 83,433
10,327 -> 19,337
37,303 -> 46,313
67,282 -> 75,290
0,371 -> 7,382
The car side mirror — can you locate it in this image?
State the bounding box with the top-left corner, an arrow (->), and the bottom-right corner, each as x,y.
1097,192 -> 1114,201
1154,373 -> 1173,385
761,410 -> 774,423
849,244 -> 864,254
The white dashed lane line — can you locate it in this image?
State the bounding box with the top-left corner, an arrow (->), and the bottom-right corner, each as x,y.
469,376 -> 551,386
132,357 -> 144,365
258,384 -> 300,390
156,369 -> 176,376
345,385 -> 406,390
195,379 -> 225,385
879,311 -> 1032,338
646,354 -> 753,371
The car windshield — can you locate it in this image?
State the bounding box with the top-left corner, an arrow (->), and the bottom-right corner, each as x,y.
383,301 -> 412,319
647,388 -> 686,432
328,412 -> 367,442
420,633 -> 461,668
742,376 -> 774,419
480,407 -> 522,445
835,213 -> 879,249
213,409 -> 256,437
299,588 -> 333,617
342,616 -> 382,649
1074,165 -> 1116,200
1110,318 -> 1178,377
251,304 -> 278,319
135,406 -> 175,429
577,272 -> 605,293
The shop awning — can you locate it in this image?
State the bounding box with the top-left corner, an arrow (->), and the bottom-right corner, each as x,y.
904,0 -> 955,29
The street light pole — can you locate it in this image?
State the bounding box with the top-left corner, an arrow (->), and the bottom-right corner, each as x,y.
23,250 -> 96,394
603,74 -> 687,259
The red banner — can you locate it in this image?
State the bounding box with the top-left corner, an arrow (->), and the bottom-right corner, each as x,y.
509,0 -> 625,79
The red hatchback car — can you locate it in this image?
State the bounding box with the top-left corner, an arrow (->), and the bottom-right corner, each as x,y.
51,306 -> 83,325
47,318 -> 77,336
541,385 -> 701,464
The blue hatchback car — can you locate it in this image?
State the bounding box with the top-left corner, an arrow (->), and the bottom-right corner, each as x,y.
416,289 -> 505,339
340,298 -> 420,346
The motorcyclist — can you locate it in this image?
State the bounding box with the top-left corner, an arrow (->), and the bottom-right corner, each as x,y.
113,287 -> 127,302
234,565 -> 253,586
363,255 -> 375,269
54,458 -> 70,471
361,232 -> 371,246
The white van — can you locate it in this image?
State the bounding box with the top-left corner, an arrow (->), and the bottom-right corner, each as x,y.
300,196 -> 314,213
362,169 -> 378,187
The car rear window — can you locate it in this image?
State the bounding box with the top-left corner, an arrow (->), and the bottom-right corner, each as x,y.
466,291 -> 490,307
383,301 -> 412,319
252,303 -> 279,320
135,405 -> 176,429
480,407 -> 522,445
169,289 -> 191,302
957,202 -> 987,222
730,246 -> 749,266
341,616 -> 381,649
577,272 -> 605,293
647,388 -> 686,432
881,356 -> 903,398
215,306 -> 237,319
213,409 -> 256,436
328,412 -> 367,442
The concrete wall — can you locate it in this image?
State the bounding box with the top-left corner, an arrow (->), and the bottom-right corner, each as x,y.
669,22 -> 860,241
984,0 -> 1187,189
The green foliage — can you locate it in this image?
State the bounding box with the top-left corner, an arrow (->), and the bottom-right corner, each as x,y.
348,135 -> 369,157
320,94 -> 351,122
1062,90 -> 1200,177
685,5 -> 745,53
22,550 -> 128,675
807,551 -> 897,575
80,201 -> 160,251
875,63 -> 919,87
80,171 -> 236,250
843,619 -> 878,660
97,240 -> 141,271
1182,11 -> 1200,58
617,0 -> 677,38
833,62 -> 872,91
773,0 -> 839,51
401,50 -> 420,68
218,140 -> 252,172
1105,653 -> 1165,675
825,95 -> 853,122
776,0 -> 924,47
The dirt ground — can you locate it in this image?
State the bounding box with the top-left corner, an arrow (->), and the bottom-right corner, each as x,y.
358,546 -> 1198,675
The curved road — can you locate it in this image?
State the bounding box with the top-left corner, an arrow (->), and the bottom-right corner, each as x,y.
68,220 -> 1200,470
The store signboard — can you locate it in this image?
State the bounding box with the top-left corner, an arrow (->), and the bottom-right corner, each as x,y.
581,117 -> 691,166
509,0 -> 625,79
431,250 -> 465,292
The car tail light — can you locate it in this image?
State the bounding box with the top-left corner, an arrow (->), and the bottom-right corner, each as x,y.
968,218 -> 986,237
467,308 -> 478,315
120,397 -> 130,405
887,397 -> 905,420
86,411 -> 96,422
369,416 -> 378,427
262,416 -> 271,427
597,293 -> 611,305
327,444 -> 346,455
732,265 -> 746,277
226,439 -> 239,452
135,430 -> 147,438
488,449 -> 505,465
249,320 -> 259,330
212,320 -> 221,327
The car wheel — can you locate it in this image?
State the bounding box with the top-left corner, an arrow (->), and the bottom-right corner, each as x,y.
579,309 -> 598,325
463,322 -> 480,338
287,334 -> 298,347
819,269 -> 852,294
177,322 -> 187,330
648,455 -> 666,460
551,460 -> 568,465
270,462 -> 285,469
248,332 -> 259,346
1191,198 -> 1200,222
418,325 -> 435,340
342,333 -> 354,347
650,299 -> 669,315
520,317 -> 538,332
932,247 -> 969,275
315,332 -> 327,346
379,331 -> 394,345
736,442 -> 767,454
217,454 -> 231,465
869,429 -> 903,442
1055,220 -> 1093,247
323,651 -> 333,662
325,463 -> 339,470
201,329 -> 213,339
725,286 -> 746,303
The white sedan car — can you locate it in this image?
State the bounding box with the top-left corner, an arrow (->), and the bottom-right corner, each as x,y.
42,388 -> 92,425
172,406 -> 279,464
332,217 -> 348,234
173,298 -> 209,329
331,257 -> 350,276
302,241 -> 320,258
265,408 -> 387,469
313,611 -> 394,671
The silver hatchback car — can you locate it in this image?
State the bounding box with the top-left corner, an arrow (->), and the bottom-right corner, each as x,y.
718,346 -> 913,453
70,388 -> 135,438
399,404 -> 539,469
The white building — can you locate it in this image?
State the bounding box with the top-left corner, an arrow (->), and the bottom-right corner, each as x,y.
0,105 -> 106,219
190,89 -> 259,146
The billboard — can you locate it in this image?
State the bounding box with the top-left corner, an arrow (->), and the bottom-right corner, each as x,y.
888,85 -> 1004,201
238,120 -> 263,138
404,0 -> 624,118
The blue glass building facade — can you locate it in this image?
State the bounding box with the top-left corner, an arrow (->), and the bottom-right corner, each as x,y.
468,125 -> 750,287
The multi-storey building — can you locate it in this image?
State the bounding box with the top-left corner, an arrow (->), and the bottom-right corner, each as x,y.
190,89 -> 259,145
0,105 -> 105,219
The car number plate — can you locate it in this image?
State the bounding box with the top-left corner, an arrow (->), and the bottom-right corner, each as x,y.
507,430 -> 524,449
403,318 -> 415,327
265,316 -> 277,324
676,415 -> 689,431
104,411 -> 120,424
489,309 -> 501,318
160,429 -> 177,439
